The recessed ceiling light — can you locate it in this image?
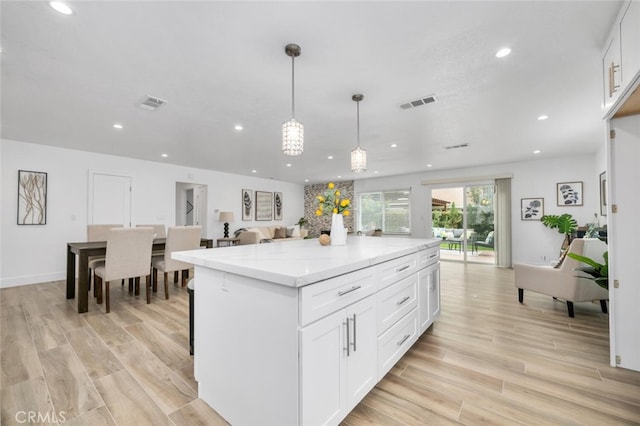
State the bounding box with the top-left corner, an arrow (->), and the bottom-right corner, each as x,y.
286,163 -> 292,167
427,164 -> 433,168
304,179 -> 309,182
337,175 -> 342,179
327,155 -> 333,160
391,143 -> 398,148
50,2 -> 73,15
161,153 -> 168,158
533,150 -> 541,154
113,123 -> 123,129
234,124 -> 243,131
496,47 -> 511,58
251,169 -> 257,173
537,115 -> 548,121
374,171 -> 379,174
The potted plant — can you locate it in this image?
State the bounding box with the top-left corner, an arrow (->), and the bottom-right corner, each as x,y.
297,217 -> 308,229
567,251 -> 609,290
541,213 -> 577,250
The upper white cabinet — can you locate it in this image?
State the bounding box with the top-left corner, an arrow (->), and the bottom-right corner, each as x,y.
603,0 -> 640,113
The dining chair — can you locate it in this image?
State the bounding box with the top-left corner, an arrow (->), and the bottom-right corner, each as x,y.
152,226 -> 202,300
87,224 -> 123,293
94,227 -> 154,313
137,224 -> 166,257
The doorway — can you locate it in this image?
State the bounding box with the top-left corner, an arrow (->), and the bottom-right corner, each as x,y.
88,171 -> 132,226
431,183 -> 495,264
175,182 -> 208,237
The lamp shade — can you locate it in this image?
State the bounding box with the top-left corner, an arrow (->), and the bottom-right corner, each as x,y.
219,211 -> 234,223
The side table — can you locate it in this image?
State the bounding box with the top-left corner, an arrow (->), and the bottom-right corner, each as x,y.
217,237 -> 240,247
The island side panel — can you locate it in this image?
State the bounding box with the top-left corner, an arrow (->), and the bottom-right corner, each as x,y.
194,266 -> 299,425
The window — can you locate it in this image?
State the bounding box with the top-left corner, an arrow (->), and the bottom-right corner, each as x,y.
358,190 -> 411,234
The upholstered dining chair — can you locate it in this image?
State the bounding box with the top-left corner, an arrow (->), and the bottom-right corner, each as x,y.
136,224 -> 166,256
152,226 -> 202,300
94,227 -> 154,313
87,224 -> 123,292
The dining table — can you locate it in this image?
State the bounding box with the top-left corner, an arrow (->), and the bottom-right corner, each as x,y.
66,237 -> 213,313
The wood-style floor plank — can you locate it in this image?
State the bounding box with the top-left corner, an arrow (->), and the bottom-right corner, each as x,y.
2,261 -> 640,425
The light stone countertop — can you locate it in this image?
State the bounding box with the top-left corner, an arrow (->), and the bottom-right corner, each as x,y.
172,236 -> 440,287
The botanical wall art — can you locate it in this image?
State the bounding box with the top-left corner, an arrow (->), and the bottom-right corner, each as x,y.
242,189 -> 253,221
556,181 -> 583,206
255,191 -> 273,221
18,170 -> 47,225
599,171 -> 607,216
521,198 -> 544,220
274,192 -> 283,220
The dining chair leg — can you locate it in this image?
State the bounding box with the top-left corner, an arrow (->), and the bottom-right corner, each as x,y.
152,268 -> 158,292
105,281 -> 111,313
134,277 -> 140,296
182,269 -> 189,287
128,278 -> 133,294
164,272 -> 169,300
95,276 -> 103,304
174,271 -> 179,283
146,275 -> 151,304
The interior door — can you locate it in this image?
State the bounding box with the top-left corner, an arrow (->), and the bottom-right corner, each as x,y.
610,115 -> 640,371
88,171 -> 131,226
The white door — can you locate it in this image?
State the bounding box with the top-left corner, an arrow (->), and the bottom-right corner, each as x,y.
345,296 -> 377,413
610,115 -> 640,371
89,171 -> 131,226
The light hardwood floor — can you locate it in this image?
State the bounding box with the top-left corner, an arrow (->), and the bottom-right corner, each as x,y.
1,262 -> 639,425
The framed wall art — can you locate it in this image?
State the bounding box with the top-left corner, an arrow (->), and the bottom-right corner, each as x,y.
521,197 -> 544,220
255,191 -> 273,221
274,192 -> 283,220
556,181 -> 583,206
599,171 -> 607,216
241,189 -> 253,221
18,170 -> 48,225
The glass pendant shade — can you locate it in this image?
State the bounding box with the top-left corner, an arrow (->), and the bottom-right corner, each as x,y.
351,146 -> 367,173
282,118 -> 304,156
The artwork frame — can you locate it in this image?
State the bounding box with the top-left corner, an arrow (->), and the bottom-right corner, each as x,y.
274,192 -> 283,220
599,171 -> 607,216
521,197 -> 544,220
556,181 -> 583,206
241,189 -> 253,221
255,191 -> 273,221
18,170 -> 48,225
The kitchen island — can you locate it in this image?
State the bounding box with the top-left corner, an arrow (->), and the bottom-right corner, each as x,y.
173,236 -> 441,426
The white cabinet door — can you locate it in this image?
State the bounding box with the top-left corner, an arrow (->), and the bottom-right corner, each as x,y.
620,0 -> 640,86
603,31 -> 622,110
418,262 -> 440,333
345,297 -> 378,413
300,308 -> 346,426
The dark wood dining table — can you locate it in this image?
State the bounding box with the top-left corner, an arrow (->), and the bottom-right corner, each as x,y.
66,238 -> 213,313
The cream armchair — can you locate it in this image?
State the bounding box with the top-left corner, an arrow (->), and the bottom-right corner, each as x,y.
514,238 -> 608,317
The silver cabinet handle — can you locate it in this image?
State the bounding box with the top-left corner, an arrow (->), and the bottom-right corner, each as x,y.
396,265 -> 410,272
397,334 -> 411,346
344,319 -> 350,357
352,314 -> 357,352
396,295 -> 411,306
338,285 -> 361,296
428,253 -> 437,259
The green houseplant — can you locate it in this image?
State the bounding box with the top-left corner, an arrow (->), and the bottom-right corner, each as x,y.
541,213 -> 578,249
567,251 -> 609,290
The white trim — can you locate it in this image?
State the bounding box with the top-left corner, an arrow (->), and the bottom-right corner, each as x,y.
1,272 -> 65,288
421,174 -> 513,186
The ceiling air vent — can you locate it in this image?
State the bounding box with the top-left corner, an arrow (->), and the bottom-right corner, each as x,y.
444,143 -> 469,150
400,95 -> 437,110
139,95 -> 168,111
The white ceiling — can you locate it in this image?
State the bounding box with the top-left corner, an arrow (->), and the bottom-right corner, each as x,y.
0,1 -> 622,184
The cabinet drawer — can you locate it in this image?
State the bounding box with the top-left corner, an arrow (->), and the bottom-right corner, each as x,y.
300,268 -> 376,326
418,246 -> 439,270
377,254 -> 418,291
377,274 -> 418,335
377,307 -> 418,381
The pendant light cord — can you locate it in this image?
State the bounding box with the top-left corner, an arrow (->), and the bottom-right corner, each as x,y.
356,100 -> 360,148
291,56 -> 296,118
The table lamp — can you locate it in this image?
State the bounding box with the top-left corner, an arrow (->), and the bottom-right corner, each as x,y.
219,211 -> 234,238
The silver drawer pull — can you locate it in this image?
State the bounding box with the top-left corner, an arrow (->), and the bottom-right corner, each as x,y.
396,265 -> 410,273
338,285 -> 361,296
397,334 -> 411,346
429,253 -> 437,259
396,296 -> 411,306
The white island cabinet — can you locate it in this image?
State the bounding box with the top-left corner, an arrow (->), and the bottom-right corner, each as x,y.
173,237 -> 441,426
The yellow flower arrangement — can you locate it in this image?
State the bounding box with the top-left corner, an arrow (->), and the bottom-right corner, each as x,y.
315,182 -> 351,216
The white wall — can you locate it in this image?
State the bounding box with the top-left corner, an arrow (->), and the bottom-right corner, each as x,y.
355,153 -> 603,266
1,139 -> 304,287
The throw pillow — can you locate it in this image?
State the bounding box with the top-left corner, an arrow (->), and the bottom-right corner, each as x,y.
291,224 -> 301,237
286,226 -> 294,237
274,227 -> 287,239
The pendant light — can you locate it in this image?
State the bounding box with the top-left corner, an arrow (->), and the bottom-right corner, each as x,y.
351,94 -> 367,172
282,44 -> 303,156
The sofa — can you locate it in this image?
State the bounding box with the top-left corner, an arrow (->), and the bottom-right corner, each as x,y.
237,225 -> 308,245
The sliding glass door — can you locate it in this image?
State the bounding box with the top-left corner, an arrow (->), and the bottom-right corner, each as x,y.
432,183 -> 495,264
